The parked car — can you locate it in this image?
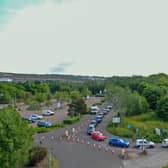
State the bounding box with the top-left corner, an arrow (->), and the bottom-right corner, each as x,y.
90,120 -> 97,127
91,131 -> 106,141
31,114 -> 43,120
135,139 -> 155,148
95,115 -> 103,123
109,137 -> 129,148
162,139 -> 168,148
22,117 -> 36,123
37,120 -> 52,128
42,109 -> 55,116
87,125 -> 95,135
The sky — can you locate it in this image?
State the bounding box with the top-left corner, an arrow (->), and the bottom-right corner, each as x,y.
0,0 -> 168,77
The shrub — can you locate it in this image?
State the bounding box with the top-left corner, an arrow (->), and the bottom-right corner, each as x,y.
28,146 -> 47,166
63,116 -> 80,125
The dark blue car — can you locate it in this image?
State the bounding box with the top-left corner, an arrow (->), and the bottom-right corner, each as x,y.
22,117 -> 36,123
95,115 -> 103,123
109,138 -> 129,148
37,121 -> 52,128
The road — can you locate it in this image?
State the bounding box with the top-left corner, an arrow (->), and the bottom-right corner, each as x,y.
34,103 -> 124,168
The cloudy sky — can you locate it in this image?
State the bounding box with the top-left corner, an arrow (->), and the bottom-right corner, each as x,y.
0,0 -> 168,77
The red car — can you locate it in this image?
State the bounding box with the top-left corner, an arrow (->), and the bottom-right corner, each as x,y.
91,131 -> 106,141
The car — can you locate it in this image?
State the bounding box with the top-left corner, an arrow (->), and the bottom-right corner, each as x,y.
162,139 -> 168,148
87,125 -> 95,135
31,114 -> 43,120
91,131 -> 106,141
98,112 -> 104,118
109,137 -> 129,148
37,120 -> 52,128
104,108 -> 110,113
103,109 -> 108,115
135,139 -> 155,148
22,117 -> 36,123
42,109 -> 55,116
107,105 -> 112,109
90,120 -> 97,127
95,115 -> 103,123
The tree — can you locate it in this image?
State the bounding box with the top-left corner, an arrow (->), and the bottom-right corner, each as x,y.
156,95 -> 168,121
0,107 -> 33,168
68,97 -> 87,116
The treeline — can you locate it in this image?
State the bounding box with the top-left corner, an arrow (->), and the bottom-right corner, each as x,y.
1,73 -> 168,121
106,73 -> 168,121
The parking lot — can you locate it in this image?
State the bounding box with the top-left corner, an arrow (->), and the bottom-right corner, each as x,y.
16,97 -> 103,127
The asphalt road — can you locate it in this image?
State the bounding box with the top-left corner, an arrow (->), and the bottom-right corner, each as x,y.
34,103 -> 168,168
34,103 -> 124,168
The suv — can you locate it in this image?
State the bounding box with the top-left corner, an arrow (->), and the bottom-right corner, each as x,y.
37,120 -> 52,128
162,139 -> 168,148
135,139 -> 155,148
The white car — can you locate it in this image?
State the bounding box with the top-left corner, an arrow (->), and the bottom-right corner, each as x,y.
31,114 -> 43,120
42,110 -> 55,116
162,139 -> 168,148
135,139 -> 155,148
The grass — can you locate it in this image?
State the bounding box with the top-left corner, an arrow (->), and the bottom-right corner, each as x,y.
32,123 -> 65,133
162,166 -> 168,168
63,116 -> 81,125
107,112 -> 168,142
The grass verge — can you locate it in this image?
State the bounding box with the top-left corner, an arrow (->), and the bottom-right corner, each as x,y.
107,112 -> 168,142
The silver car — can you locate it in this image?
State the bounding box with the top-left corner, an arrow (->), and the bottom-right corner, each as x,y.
162,139 -> 168,148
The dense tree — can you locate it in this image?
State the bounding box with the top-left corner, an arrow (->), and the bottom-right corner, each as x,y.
156,95 -> 168,121
0,107 -> 33,168
68,97 -> 87,116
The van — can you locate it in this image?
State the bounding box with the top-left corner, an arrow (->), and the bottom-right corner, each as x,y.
90,106 -> 99,114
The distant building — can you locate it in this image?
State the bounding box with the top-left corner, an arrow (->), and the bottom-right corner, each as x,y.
0,78 -> 13,82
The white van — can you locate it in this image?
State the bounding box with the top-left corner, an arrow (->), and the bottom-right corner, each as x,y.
90,106 -> 99,114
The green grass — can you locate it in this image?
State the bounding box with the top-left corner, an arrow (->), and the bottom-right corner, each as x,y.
32,123 -> 65,133
162,166 -> 168,168
63,116 -> 80,125
107,112 -> 168,142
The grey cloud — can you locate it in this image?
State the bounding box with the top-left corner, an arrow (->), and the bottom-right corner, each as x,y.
49,62 -> 74,73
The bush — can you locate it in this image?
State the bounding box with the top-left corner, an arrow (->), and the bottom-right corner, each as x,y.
107,113 -> 168,142
28,146 -> 47,166
63,116 -> 80,125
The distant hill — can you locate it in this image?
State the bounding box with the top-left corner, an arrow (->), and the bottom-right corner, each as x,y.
0,72 -> 106,82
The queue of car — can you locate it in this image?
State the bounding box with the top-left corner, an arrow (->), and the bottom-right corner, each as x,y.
87,104 -> 168,149
87,105 -> 112,141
